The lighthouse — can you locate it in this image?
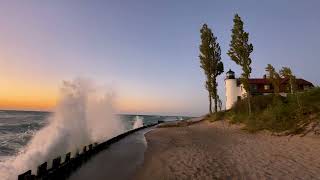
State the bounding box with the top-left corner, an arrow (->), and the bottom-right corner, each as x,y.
225,69 -> 241,110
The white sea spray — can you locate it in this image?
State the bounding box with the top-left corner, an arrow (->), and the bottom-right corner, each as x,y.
0,78 -> 125,180
133,116 -> 144,129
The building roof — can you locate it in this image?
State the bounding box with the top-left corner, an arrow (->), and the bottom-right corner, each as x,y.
244,77 -> 314,94
248,78 -> 270,84
247,78 -> 313,86
292,78 -> 314,86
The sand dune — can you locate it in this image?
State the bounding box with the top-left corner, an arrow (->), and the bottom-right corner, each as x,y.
133,120 -> 320,180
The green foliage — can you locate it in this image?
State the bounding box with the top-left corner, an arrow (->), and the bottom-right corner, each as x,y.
227,14 -> 253,115
265,64 -> 281,94
265,65 -> 297,95
228,88 -> 320,133
232,94 -> 274,113
208,111 -> 226,122
199,24 -> 224,114
199,24 -> 214,114
199,24 -> 213,78
280,67 -> 296,94
296,88 -> 320,113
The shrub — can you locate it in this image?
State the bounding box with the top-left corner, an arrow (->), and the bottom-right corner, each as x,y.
227,87 -> 320,133
208,111 -> 226,122
232,94 -> 275,114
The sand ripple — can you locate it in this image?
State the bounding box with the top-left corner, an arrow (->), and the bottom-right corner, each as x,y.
134,120 -> 320,180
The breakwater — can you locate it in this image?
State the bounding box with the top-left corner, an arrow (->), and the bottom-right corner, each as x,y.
17,122 -> 161,180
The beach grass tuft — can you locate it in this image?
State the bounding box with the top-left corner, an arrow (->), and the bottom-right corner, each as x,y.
209,87 -> 320,134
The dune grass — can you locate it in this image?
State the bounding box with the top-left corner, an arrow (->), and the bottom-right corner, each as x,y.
209,87 -> 320,133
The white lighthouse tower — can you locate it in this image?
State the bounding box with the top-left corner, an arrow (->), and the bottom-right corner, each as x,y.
225,69 -> 241,110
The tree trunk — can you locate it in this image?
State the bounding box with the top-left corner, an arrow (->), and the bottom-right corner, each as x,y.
212,77 -> 218,113
247,92 -> 252,115
209,93 -> 212,114
214,92 -> 218,113
290,78 -> 293,94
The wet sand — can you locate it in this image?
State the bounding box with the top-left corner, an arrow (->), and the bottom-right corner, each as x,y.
69,128 -> 151,180
134,120 -> 320,180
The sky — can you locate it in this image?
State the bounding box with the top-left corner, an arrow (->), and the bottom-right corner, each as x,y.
0,0 -> 319,116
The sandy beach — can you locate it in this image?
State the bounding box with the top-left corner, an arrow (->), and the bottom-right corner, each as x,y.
133,120 -> 320,180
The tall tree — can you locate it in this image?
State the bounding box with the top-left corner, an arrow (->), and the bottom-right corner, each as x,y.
280,67 -> 295,94
199,24 -> 224,114
279,67 -> 301,109
265,64 -> 281,95
227,14 -> 253,115
199,24 -> 214,114
211,33 -> 224,113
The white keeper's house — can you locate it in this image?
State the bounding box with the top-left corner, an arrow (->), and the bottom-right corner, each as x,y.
225,69 -> 314,110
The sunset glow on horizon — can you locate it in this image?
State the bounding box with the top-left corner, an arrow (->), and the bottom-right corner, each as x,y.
0,76 -> 57,111
0,1 -> 319,116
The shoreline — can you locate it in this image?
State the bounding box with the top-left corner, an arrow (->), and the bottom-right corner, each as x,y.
133,119 -> 320,180
69,128 -> 151,180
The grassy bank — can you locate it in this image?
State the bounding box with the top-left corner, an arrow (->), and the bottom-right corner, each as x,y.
210,87 -> 320,134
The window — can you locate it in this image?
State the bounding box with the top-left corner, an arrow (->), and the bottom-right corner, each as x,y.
264,85 -> 270,90
250,84 -> 258,92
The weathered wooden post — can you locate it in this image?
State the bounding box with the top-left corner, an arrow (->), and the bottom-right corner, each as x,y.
64,152 -> 71,163
88,144 -> 93,156
52,156 -> 61,169
62,152 -> 72,178
92,143 -> 98,154
83,146 -> 87,153
82,146 -> 88,162
37,162 -> 47,177
72,150 -> 80,171
49,156 -> 62,179
18,170 -> 32,180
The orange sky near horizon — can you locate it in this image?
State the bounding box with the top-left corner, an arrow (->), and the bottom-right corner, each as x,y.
0,93 -> 179,115
0,78 -> 179,114
0,80 -> 57,111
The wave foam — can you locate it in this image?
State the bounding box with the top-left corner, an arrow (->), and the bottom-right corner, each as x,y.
0,78 -> 124,180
